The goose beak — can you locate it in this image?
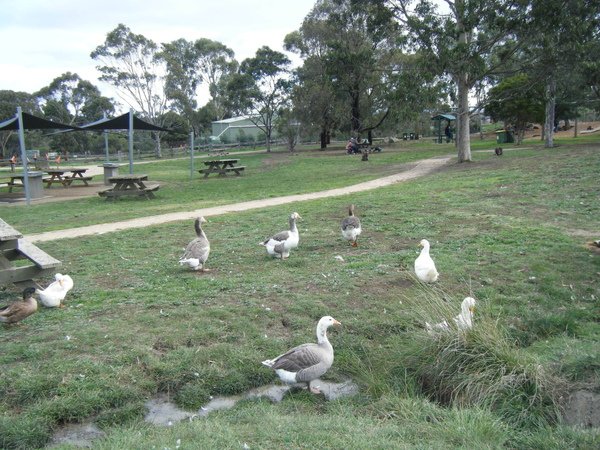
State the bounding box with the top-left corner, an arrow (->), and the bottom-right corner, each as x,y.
469,307 -> 475,314
333,319 -> 342,326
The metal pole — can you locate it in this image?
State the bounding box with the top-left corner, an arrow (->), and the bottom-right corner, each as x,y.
128,108 -> 134,174
104,112 -> 109,161
190,132 -> 194,180
16,107 -> 31,205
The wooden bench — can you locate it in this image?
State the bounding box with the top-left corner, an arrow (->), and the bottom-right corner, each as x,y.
224,166 -> 246,175
0,219 -> 61,287
64,175 -> 94,186
6,180 -> 24,192
98,182 -> 160,200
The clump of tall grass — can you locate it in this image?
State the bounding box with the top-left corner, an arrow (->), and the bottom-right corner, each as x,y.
393,278 -> 564,428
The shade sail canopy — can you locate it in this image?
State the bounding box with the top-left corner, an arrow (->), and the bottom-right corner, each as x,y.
431,114 -> 456,121
80,111 -> 170,131
0,112 -> 80,131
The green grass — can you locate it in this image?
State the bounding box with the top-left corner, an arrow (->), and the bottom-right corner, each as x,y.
0,137 -> 599,449
0,143 -> 450,234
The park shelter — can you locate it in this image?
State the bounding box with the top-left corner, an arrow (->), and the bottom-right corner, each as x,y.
78,110 -> 170,174
431,113 -> 456,143
0,108 -> 80,205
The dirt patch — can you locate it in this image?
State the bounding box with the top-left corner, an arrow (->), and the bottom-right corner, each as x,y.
0,183 -> 104,205
562,390 -> 600,428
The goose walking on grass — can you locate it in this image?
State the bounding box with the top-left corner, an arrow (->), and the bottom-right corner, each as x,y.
0,287 -> 37,324
36,273 -> 74,308
262,316 -> 341,394
414,239 -> 439,283
260,212 -> 301,259
426,297 -> 477,334
341,204 -> 362,247
179,217 -> 211,272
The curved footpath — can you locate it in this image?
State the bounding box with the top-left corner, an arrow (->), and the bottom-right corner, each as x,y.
28,155 -> 452,243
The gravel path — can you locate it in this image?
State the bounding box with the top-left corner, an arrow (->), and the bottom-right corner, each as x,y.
28,155 -> 452,243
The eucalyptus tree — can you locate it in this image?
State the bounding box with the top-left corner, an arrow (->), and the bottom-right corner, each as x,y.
287,0 -> 400,142
193,38 -> 238,120
0,90 -> 39,157
380,0 -> 529,162
226,46 -> 292,152
525,0 -> 600,147
485,74 -> 544,144
285,29 -> 341,148
159,37 -> 238,134
91,24 -> 169,157
35,73 -> 115,155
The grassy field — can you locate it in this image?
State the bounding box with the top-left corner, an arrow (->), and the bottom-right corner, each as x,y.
0,135 -> 599,449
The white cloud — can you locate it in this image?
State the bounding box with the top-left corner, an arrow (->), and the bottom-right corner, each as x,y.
0,0 -> 314,110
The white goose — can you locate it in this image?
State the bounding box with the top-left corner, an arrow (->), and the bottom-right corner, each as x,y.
260,212 -> 301,259
262,316 -> 341,394
36,273 -> 74,308
179,217 -> 211,272
426,297 -> 477,334
341,204 -> 362,247
414,239 -> 439,283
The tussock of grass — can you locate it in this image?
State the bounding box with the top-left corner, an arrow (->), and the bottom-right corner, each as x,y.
392,281 -> 564,428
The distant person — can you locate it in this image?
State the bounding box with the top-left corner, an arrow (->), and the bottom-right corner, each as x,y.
346,138 -> 359,154
445,123 -> 453,142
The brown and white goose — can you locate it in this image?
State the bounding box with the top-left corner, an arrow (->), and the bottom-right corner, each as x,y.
179,217 -> 211,271
260,212 -> 301,259
0,287 -> 38,324
262,315 -> 341,394
341,204 -> 362,247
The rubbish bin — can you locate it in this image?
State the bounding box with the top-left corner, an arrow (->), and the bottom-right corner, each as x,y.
402,133 -> 408,141
27,171 -> 44,199
102,163 -> 120,185
496,130 -> 514,144
409,133 -> 415,140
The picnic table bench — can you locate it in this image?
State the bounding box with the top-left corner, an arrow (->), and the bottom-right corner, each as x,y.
199,159 -> 245,177
98,174 -> 159,200
44,168 -> 93,187
0,218 -> 61,287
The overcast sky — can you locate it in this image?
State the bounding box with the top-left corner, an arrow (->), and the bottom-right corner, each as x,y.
0,0 -> 316,109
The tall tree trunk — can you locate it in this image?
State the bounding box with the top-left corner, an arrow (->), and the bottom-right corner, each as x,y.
456,73 -> 471,162
320,130 -> 327,149
454,10 -> 471,162
574,113 -> 578,138
350,88 -> 361,136
154,132 -> 162,158
544,77 -> 556,148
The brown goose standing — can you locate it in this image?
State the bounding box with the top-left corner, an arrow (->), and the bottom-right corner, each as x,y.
0,287 -> 38,325
179,217 -> 211,271
341,204 -> 362,247
262,315 -> 341,394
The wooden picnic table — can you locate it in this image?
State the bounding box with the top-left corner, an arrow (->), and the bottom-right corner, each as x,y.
0,218 -> 61,287
199,159 -> 246,177
44,168 -> 93,187
98,174 -> 160,201
4,174 -> 26,192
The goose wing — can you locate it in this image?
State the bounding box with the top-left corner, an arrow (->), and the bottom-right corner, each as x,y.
341,216 -> 360,230
182,237 -> 210,263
